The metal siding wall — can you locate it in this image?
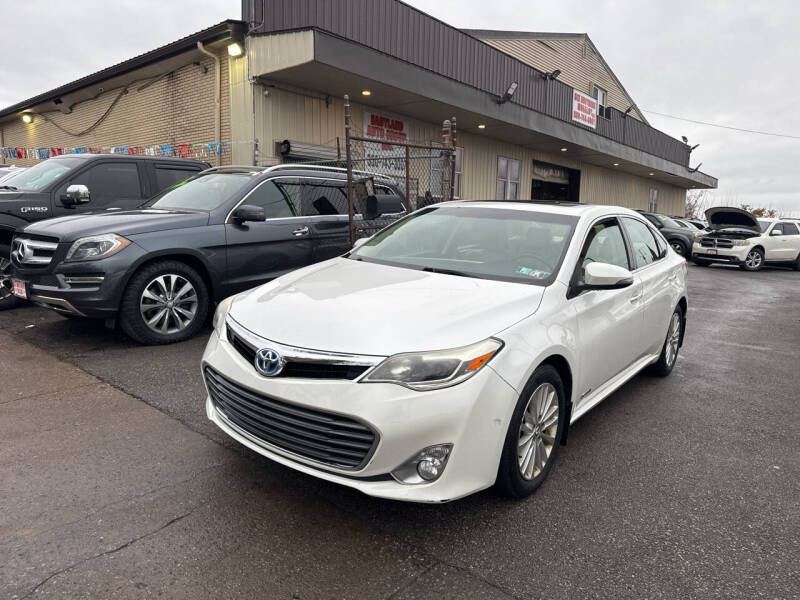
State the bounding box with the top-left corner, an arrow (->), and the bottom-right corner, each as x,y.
247,0 -> 691,168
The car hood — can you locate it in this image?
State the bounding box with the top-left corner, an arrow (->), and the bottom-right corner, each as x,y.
22,209 -> 209,240
227,257 -> 546,356
705,207 -> 760,232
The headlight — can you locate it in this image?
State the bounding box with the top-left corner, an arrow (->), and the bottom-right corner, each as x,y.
731,239 -> 750,247
363,338 -> 503,391
65,234 -> 130,262
212,295 -> 235,330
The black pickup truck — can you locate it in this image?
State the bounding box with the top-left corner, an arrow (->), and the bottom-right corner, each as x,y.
0,154 -> 209,308
10,164 -> 405,344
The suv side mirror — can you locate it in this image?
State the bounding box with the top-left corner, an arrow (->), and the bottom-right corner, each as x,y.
770,229 -> 782,236
582,262 -> 634,290
61,184 -> 91,208
364,194 -> 405,220
231,204 -> 266,223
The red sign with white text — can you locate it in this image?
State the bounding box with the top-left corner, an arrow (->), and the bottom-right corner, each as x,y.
572,90 -> 597,129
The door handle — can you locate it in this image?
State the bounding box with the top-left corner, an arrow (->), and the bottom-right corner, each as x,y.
629,291 -> 643,303
292,226 -> 309,236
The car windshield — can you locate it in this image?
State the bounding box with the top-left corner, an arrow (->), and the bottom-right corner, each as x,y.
350,205 -> 578,285
148,172 -> 257,211
758,220 -> 772,232
654,214 -> 682,229
1,157 -> 82,191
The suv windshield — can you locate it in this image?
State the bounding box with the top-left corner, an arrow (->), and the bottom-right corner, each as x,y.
652,214 -> 682,229
350,205 -> 578,284
2,157 -> 83,191
149,172 -> 256,211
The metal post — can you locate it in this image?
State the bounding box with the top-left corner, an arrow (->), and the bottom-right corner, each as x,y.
404,145 -> 411,211
344,95 -> 355,246
450,116 -> 457,202
441,119 -> 451,201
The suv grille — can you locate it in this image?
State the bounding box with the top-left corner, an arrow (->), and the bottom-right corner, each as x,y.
11,237 -> 59,267
700,238 -> 734,248
204,367 -> 377,469
226,325 -> 371,380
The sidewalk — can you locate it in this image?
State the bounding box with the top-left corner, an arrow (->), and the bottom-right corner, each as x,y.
0,330 -> 458,599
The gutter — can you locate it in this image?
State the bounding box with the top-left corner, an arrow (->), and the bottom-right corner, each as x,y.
196,41 -> 222,167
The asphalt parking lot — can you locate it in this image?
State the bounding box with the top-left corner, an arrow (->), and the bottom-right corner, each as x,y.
2,263 -> 798,599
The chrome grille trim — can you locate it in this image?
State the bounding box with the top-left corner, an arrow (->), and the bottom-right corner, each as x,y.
11,237 -> 59,266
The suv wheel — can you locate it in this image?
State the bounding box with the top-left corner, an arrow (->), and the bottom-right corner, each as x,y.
0,248 -> 21,311
741,248 -> 764,272
496,364 -> 565,499
120,260 -> 209,345
670,240 -> 687,257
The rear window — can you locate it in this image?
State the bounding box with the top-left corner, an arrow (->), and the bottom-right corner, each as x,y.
155,166 -> 200,192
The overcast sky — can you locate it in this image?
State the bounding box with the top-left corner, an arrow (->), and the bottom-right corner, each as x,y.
1,0 -> 798,214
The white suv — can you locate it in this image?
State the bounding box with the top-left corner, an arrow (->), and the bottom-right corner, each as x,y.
692,207 -> 800,271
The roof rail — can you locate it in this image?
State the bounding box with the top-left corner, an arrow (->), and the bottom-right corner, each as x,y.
263,163 -> 396,180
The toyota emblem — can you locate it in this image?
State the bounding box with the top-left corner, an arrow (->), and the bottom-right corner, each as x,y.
254,348 -> 285,377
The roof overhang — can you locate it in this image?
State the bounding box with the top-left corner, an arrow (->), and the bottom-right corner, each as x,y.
0,20 -> 246,124
250,30 -> 716,189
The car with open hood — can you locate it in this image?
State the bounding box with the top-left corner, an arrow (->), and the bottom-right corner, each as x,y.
692,207 -> 800,271
9,164 -> 404,344
202,201 -> 689,502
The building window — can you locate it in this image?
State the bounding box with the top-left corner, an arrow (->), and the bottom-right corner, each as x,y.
649,188 -> 659,212
497,156 -> 520,200
593,85 -> 610,119
431,146 -> 462,199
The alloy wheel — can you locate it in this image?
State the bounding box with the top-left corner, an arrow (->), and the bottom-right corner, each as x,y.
139,274 -> 198,335
745,250 -> 762,269
517,382 -> 559,480
0,257 -> 13,300
665,312 -> 681,367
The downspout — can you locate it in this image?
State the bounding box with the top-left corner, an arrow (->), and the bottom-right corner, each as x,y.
196,41 -> 221,166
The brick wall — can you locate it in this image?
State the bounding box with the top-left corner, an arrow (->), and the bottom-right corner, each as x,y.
0,48 -> 231,167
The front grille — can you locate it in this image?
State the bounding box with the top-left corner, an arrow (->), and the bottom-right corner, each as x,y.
11,236 -> 59,267
226,326 -> 370,380
205,367 -> 377,469
700,237 -> 733,248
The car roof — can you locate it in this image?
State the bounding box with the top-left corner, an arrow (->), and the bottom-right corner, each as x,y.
447,200 -> 644,220
202,164 -> 400,185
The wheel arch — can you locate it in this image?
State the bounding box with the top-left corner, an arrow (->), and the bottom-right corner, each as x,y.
537,354 -> 573,445
677,297 -> 688,347
119,251 -> 217,309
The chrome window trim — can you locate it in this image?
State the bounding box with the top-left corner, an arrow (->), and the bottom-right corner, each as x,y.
226,316 -> 385,367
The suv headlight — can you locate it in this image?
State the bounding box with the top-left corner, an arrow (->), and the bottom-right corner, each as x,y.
362,338 -> 503,391
65,234 -> 130,262
731,239 -> 750,246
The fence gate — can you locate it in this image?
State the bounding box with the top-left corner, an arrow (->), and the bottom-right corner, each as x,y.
343,94 -> 457,244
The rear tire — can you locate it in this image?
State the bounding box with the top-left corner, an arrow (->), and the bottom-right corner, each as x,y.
0,247 -> 21,311
119,260 -> 209,345
496,365 -> 566,499
740,247 -> 764,271
650,305 -> 683,377
794,254 -> 800,271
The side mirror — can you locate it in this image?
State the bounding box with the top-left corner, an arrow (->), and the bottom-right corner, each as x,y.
582,262 -> 634,290
364,193 -> 405,220
232,204 -> 266,223
770,229 -> 782,236
62,184 -> 91,208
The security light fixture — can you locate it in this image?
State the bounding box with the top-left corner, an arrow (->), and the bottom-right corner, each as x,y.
681,136 -> 688,143
690,143 -> 700,152
624,106 -> 633,116
496,82 -> 518,104
227,42 -> 243,57
542,69 -> 561,80
361,90 -> 372,97
21,113 -> 33,124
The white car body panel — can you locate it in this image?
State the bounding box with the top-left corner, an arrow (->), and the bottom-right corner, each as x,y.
202,202 -> 688,502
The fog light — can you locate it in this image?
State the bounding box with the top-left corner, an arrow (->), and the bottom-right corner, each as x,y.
391,444 -> 453,484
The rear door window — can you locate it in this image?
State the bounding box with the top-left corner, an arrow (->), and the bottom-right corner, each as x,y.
777,222 -> 800,236
622,217 -> 661,268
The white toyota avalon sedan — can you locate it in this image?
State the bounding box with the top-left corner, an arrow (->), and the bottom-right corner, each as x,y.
202,202 -> 688,502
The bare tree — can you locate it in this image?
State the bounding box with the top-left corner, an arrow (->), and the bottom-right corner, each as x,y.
685,190 -> 712,219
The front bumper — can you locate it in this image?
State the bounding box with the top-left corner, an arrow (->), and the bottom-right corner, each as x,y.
201,326 -> 519,503
692,242 -> 750,264
12,244 -> 147,318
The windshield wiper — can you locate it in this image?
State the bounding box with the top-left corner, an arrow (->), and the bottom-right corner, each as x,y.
0,185 -> 18,191
421,266 -> 479,278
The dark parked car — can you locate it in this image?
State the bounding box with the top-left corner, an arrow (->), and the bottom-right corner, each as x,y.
10,164 -> 405,344
0,154 -> 209,309
637,211 -> 695,257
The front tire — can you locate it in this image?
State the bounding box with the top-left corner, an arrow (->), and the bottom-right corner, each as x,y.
0,249 -> 21,311
496,365 -> 566,499
119,260 -> 209,345
650,305 -> 683,377
740,247 -> 764,271
670,240 -> 688,257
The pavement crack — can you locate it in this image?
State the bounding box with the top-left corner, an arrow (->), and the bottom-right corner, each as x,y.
0,382 -> 101,406
18,501 -> 208,599
383,562 -> 438,599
